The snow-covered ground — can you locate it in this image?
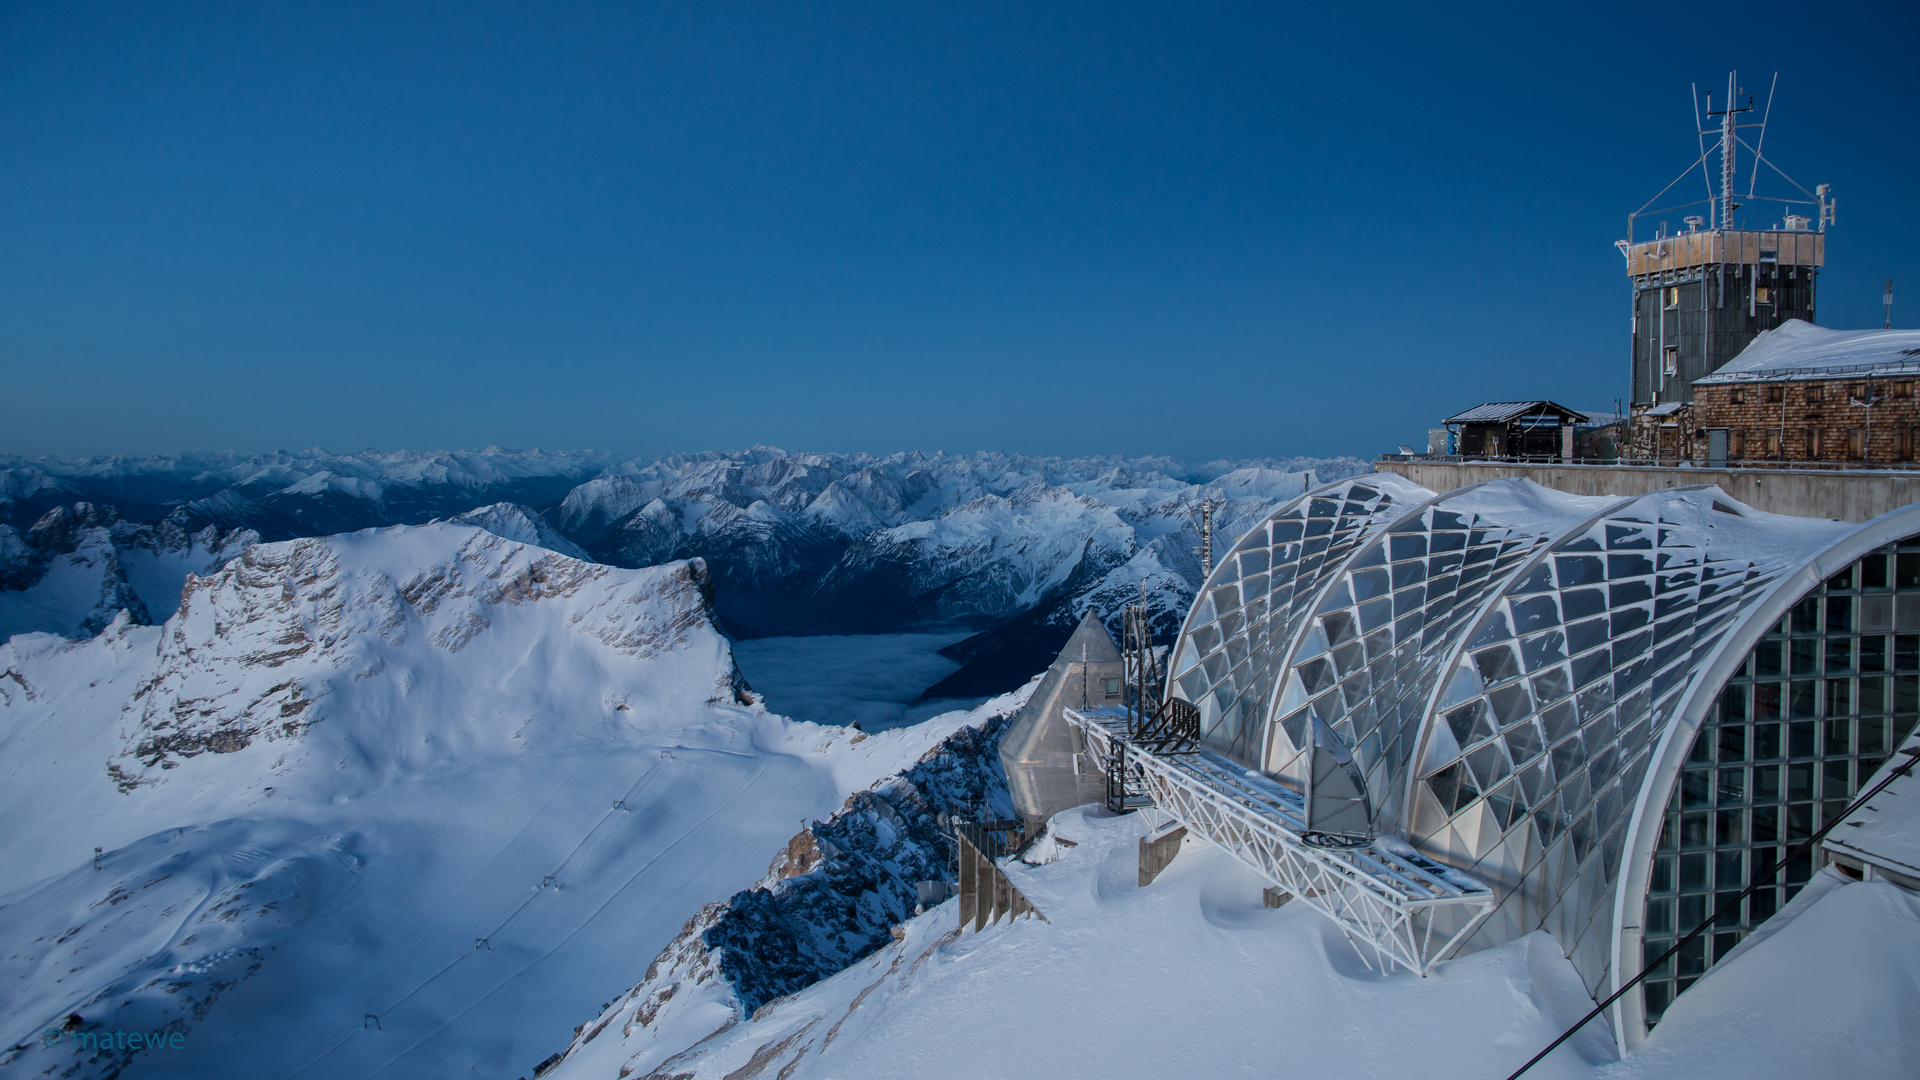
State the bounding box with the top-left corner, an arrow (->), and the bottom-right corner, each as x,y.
731,632 -> 985,732
548,807 -> 1920,1080
0,523 -> 1002,1080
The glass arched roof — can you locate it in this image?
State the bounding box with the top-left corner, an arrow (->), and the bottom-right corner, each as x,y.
1403,487 -> 1831,998
1162,475 -> 1880,1010
1169,475 -> 1432,764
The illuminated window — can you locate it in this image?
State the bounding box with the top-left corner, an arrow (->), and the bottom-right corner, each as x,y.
1664,347 -> 1679,376
1665,286 -> 1680,308
1756,286 -> 1773,304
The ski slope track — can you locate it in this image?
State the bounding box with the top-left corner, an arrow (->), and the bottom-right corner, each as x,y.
0,523 -> 999,1080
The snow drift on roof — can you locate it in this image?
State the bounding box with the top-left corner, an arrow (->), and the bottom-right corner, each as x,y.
1697,319 -> 1920,383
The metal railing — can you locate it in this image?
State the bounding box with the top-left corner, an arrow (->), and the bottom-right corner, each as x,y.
1381,453 -> 1920,474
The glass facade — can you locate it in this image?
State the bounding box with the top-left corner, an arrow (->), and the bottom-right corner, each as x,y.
1170,476 -> 1427,765
1263,484 -> 1596,834
1163,475 -> 1918,1029
1638,541 -> 1920,1024
1402,490 -> 1814,996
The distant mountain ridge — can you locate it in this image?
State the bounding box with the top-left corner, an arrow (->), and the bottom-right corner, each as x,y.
0,447 -> 1371,695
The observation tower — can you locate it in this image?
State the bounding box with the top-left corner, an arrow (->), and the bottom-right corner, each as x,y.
1619,72 -> 1834,405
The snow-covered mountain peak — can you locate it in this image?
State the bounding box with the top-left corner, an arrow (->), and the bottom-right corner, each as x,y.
446,501 -> 592,560
108,523 -> 734,796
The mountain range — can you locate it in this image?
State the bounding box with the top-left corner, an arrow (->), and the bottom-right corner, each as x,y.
0,448 -> 1369,699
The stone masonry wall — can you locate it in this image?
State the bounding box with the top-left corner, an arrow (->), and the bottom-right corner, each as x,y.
1691,378 -> 1920,464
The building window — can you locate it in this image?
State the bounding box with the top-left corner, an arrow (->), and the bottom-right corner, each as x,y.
1898,429 -> 1915,462
1808,384 -> 1824,404
1896,382 -> 1913,400
1640,545 -> 1920,1025
1765,386 -> 1784,404
1665,286 -> 1680,309
1729,430 -> 1746,458
1756,286 -> 1773,304
1103,678 -> 1121,697
1731,388 -> 1746,405
1764,430 -> 1781,457
1807,429 -> 1824,457
1848,428 -> 1868,461
1664,347 -> 1679,376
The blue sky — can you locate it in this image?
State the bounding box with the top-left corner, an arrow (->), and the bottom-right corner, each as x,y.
3,1 -> 1915,461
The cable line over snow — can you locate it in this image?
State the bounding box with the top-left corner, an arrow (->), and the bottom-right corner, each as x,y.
1503,746 -> 1920,1079
275,751 -> 674,1080
348,761 -> 775,1080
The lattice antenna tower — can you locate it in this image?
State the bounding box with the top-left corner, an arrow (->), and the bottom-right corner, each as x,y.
1624,71 -> 1832,242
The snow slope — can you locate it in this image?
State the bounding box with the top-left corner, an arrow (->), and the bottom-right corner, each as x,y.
0,523 -> 1001,1080
545,809 -> 1920,1080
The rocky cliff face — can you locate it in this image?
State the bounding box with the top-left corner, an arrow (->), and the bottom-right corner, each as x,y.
113,525 -> 734,783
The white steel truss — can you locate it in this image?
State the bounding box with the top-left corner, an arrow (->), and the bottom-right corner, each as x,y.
1067,708 -> 1496,976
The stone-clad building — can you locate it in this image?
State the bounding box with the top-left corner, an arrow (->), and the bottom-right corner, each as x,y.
1628,320 -> 1920,465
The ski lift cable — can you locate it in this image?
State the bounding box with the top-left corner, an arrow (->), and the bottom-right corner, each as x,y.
275,757 -> 670,1079
345,761 -> 775,1080
1503,746 -> 1920,1080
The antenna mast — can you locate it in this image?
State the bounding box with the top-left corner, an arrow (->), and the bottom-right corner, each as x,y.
1707,72 -> 1754,229
1181,496 -> 1217,576
1200,498 -> 1213,575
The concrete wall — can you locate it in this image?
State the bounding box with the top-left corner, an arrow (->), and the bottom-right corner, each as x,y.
1375,459 -> 1920,523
